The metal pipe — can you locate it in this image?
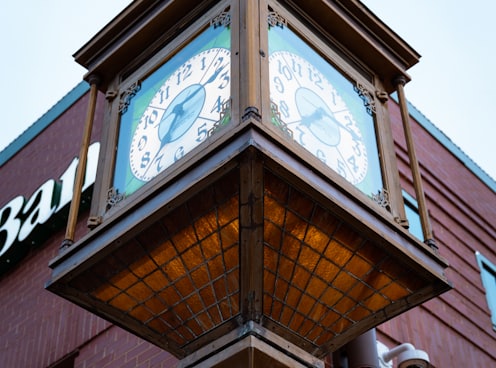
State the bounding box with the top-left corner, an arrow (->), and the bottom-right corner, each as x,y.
61,75 -> 100,249
344,329 -> 379,368
332,349 -> 349,368
381,343 -> 415,363
394,76 -> 437,251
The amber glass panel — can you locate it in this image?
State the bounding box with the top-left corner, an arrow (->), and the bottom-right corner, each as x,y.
68,169 -> 241,347
262,170 -> 431,345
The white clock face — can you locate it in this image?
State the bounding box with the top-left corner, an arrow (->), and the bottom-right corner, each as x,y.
129,47 -> 231,182
270,51 -> 368,185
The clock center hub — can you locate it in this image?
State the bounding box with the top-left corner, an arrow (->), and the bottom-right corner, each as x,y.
295,87 -> 341,147
158,84 -> 206,143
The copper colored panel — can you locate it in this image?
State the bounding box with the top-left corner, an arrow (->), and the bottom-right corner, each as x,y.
48,147 -> 450,359
262,169 -> 439,351
65,169 -> 241,350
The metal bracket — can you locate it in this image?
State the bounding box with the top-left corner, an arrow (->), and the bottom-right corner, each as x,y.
119,81 -> 141,114
372,188 -> 390,210
268,11 -> 287,28
354,82 -> 376,116
270,100 -> 293,138
209,99 -> 232,136
87,216 -> 103,229
211,10 -> 231,28
242,106 -> 262,122
106,187 -> 124,210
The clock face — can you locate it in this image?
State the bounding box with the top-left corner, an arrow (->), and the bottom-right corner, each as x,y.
269,25 -> 383,196
270,51 -> 368,185
113,25 -> 230,197
129,47 -> 230,182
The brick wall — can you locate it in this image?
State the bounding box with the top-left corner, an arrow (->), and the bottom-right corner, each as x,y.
377,100 -> 496,367
1,90 -> 495,367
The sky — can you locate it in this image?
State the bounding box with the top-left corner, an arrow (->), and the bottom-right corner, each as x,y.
0,1 -> 495,182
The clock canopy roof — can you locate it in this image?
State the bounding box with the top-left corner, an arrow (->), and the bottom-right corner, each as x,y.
74,0 -> 419,93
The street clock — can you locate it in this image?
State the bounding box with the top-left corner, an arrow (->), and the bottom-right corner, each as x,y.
47,1 -> 450,367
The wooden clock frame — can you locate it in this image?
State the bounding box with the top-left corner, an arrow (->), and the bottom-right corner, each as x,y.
48,0 -> 449,362
86,0 -> 409,233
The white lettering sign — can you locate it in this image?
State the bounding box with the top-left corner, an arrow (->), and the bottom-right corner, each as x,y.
0,142 -> 100,271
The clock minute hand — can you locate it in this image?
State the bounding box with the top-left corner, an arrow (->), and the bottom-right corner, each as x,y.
160,61 -> 229,137
161,62 -> 228,142
203,62 -> 228,86
301,95 -> 360,141
144,61 -> 230,177
320,108 -> 361,141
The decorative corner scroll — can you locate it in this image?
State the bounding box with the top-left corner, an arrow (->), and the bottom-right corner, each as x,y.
119,81 -> 141,114
270,100 -> 293,138
372,188 -> 390,210
209,99 -> 232,136
268,11 -> 286,28
211,10 -> 231,28
354,82 -> 376,116
106,187 -> 124,210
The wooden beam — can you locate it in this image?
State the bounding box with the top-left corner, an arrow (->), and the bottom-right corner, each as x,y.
61,75 -> 100,249
395,76 -> 437,250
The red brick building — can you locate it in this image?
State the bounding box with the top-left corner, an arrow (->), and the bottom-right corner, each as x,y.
1,3 -> 495,368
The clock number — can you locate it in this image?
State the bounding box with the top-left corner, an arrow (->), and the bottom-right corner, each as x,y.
137,135 -> 147,151
218,71 -> 229,89
347,155 -> 358,173
279,100 -> 290,119
140,151 -> 151,169
314,73 -> 323,90
213,56 -> 225,69
155,154 -> 164,173
308,67 -> 324,90
278,59 -> 293,81
211,96 -> 222,113
344,115 -> 355,129
352,139 -> 362,157
177,63 -> 192,85
201,56 -> 207,71
144,109 -> 159,129
291,58 -> 302,78
274,76 -> 285,93
196,123 -> 208,142
159,86 -> 170,103
174,146 -> 185,162
330,91 -> 337,106
316,149 -> 326,163
295,126 -> 306,146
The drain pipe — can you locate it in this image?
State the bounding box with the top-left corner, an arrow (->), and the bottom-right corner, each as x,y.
335,329 -> 379,368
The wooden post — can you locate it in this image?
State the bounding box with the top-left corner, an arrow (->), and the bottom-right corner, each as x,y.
61,75 -> 100,249
239,0 -> 262,122
239,148 -> 264,321
395,76 -> 437,250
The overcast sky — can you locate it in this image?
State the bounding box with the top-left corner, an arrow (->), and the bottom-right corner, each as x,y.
1,0 -> 494,182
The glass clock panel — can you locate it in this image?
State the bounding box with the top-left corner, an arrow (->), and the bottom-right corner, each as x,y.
269,25 -> 383,197
114,25 -> 231,197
